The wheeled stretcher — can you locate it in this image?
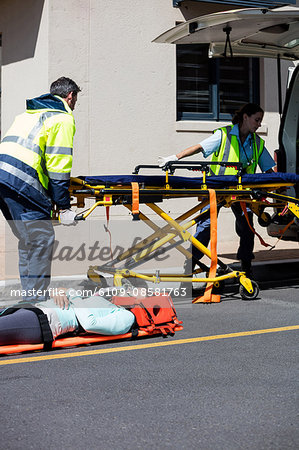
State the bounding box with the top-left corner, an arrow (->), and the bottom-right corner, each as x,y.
64,162 -> 299,303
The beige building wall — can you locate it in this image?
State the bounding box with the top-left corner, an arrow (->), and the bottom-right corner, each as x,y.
2,0 -> 293,174
0,0 -> 48,133
0,0 -> 297,281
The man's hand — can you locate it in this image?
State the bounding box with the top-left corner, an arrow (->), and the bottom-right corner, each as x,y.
53,287 -> 69,309
158,154 -> 178,167
59,209 -> 77,226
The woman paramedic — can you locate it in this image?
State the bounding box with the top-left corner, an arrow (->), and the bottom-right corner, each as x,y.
158,103 -> 275,278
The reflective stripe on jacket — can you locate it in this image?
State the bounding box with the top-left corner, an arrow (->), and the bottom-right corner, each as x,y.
210,125 -> 264,175
0,94 -> 75,213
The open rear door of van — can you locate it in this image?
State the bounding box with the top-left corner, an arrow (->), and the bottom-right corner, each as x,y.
153,6 -> 299,60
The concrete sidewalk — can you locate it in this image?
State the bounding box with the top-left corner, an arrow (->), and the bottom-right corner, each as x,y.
217,238 -> 299,288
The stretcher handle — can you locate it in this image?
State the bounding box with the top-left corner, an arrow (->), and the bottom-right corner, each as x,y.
252,189 -> 299,206
133,164 -> 162,174
74,213 -> 85,221
71,189 -> 96,195
163,161 -> 243,175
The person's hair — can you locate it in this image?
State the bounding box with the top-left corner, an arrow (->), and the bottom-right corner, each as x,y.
50,77 -> 81,98
232,103 -> 264,125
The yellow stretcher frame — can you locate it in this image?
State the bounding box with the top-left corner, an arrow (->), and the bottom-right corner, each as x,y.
61,166 -> 299,302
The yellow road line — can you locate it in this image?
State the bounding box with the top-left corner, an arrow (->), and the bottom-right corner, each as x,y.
1,325 -> 298,366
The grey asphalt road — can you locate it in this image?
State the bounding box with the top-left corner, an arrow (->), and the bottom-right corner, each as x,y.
0,283 -> 298,450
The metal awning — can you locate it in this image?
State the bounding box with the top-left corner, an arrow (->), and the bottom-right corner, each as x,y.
173,1 -> 296,7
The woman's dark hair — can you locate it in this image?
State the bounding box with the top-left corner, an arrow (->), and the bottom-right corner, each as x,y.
50,77 -> 81,98
232,103 -> 264,125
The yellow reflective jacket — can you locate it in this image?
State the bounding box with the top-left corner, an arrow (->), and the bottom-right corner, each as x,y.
0,94 -> 75,213
211,125 -> 264,176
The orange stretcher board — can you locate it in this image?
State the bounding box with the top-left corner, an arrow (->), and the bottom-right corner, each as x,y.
0,325 -> 184,356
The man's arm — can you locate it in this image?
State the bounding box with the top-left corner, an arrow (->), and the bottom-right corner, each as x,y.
45,116 -> 75,208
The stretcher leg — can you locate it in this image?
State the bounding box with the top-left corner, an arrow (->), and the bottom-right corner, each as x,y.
100,201 -> 208,268
86,197 -> 251,300
84,198 -> 253,301
193,189 -> 220,303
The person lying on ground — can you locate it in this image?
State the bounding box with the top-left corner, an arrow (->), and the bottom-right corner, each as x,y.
0,289 -> 135,346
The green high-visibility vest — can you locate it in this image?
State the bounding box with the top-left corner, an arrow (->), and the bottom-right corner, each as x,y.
210,125 -> 264,175
0,96 -> 75,193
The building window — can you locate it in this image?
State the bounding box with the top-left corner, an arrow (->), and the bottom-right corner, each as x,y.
177,44 -> 260,121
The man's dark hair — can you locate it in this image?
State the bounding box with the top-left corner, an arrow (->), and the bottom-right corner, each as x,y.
50,77 -> 81,98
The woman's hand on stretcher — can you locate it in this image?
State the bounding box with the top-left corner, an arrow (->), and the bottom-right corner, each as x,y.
158,144 -> 203,167
158,154 -> 178,167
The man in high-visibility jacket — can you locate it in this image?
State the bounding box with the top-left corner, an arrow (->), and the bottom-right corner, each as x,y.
0,77 -> 81,302
158,103 -> 275,277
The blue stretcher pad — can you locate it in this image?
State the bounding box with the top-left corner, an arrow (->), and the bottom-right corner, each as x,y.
81,172 -> 299,189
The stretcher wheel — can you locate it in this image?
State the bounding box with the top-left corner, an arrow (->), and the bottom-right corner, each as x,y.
239,280 -> 259,300
258,212 -> 271,227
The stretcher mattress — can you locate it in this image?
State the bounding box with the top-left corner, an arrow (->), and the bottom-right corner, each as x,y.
80,172 -> 299,188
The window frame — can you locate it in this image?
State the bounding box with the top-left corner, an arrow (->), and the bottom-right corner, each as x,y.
176,44 -> 260,122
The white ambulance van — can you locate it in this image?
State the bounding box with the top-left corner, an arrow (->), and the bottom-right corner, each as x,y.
154,6 -> 299,240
